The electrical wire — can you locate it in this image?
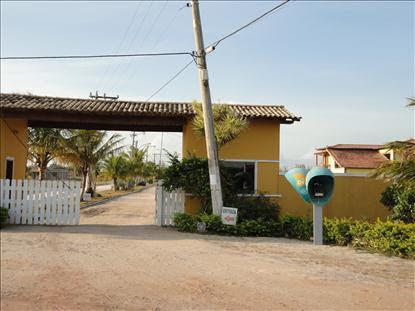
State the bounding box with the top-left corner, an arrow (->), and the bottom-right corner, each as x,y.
150,3 -> 187,51
95,1 -> 143,91
206,0 -> 291,49
109,1 -> 171,94
100,1 -> 156,92
0,51 -> 193,60
144,59 -> 194,103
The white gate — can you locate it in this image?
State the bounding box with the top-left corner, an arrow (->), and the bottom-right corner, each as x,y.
0,179 -> 81,225
155,182 -> 185,226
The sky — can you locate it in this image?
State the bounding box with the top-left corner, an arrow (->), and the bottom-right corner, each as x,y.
1,0 -> 414,168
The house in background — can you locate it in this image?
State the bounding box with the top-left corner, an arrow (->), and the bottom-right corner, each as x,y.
29,164 -> 76,180
315,144 -> 388,174
314,141 -> 414,174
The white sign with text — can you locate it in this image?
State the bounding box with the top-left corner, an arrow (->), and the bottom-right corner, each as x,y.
221,207 -> 238,226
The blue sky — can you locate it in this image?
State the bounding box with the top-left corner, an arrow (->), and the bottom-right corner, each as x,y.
1,1 -> 414,167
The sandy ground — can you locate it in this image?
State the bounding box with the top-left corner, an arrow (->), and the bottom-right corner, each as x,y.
1,187 -> 414,311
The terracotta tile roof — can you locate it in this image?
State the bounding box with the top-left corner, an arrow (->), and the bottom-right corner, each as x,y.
316,144 -> 384,151
327,149 -> 388,169
0,93 -> 301,122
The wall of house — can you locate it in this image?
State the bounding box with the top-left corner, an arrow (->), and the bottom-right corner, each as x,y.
0,118 -> 28,179
344,168 -> 372,175
182,118 -> 281,214
327,155 -> 345,173
277,175 -> 390,221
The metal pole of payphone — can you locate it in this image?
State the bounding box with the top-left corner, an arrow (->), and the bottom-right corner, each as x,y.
313,204 -> 323,245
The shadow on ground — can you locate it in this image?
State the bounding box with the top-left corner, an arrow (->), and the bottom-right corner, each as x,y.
0,224 -> 309,245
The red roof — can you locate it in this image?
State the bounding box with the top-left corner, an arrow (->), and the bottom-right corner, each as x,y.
327,149 -> 387,169
316,144 -> 384,151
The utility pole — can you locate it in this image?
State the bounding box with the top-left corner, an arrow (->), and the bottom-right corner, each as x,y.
89,91 -> 119,101
190,0 -> 223,215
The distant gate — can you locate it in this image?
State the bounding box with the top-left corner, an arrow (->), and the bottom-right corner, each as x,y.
0,179 -> 81,225
155,182 -> 185,226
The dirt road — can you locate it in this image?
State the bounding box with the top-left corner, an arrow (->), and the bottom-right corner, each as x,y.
1,187 -> 414,310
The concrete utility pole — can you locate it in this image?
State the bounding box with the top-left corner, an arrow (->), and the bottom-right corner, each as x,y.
190,0 -> 223,215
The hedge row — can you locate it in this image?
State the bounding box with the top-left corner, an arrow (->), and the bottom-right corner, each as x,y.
173,213 -> 415,259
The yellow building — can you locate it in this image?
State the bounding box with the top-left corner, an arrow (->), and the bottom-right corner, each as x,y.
0,93 -> 395,220
0,118 -> 28,180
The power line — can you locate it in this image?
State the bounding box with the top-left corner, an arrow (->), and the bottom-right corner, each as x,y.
144,59 -> 194,102
100,1 -> 156,92
109,1 -> 170,93
95,1 -> 143,91
0,51 -> 193,60
150,4 -> 187,51
207,0 -> 291,49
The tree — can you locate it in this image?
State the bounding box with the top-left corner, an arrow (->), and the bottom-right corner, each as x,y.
371,140 -> 415,188
372,139 -> 415,223
59,130 -> 124,198
192,102 -> 248,149
124,146 -> 146,182
101,154 -> 127,191
27,128 -> 63,180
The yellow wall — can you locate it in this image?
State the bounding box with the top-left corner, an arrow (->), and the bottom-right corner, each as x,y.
277,175 -> 390,221
345,168 -> 373,174
182,118 -> 281,213
183,118 -> 280,160
0,118 -> 28,179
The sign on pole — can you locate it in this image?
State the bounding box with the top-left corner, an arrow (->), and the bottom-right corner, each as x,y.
221,207 -> 238,226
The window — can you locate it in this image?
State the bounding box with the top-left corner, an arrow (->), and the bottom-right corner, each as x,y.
222,161 -> 255,194
6,158 -> 13,180
384,153 -> 391,160
334,162 -> 340,169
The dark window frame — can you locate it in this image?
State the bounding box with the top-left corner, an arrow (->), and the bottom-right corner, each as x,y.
222,160 -> 256,195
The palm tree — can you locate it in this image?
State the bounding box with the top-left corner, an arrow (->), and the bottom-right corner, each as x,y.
407,97 -> 415,107
59,130 -> 124,198
192,102 -> 248,149
101,154 -> 127,191
124,146 -> 146,182
371,140 -> 415,188
27,128 -> 64,180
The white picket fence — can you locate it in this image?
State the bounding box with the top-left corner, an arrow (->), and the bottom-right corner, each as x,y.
0,179 -> 81,225
155,182 -> 185,226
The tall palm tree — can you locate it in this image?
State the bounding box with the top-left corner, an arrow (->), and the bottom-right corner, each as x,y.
101,154 -> 127,191
371,140 -> 415,187
124,146 -> 146,181
192,102 -> 249,149
59,130 -> 124,198
27,128 -> 64,180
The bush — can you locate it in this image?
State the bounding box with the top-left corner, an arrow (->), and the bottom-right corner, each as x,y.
0,207 -> 8,226
380,185 -> 415,223
173,213 -> 198,232
281,215 -> 313,240
173,212 -> 415,259
357,220 -> 415,258
173,213 -> 283,237
232,195 -> 280,222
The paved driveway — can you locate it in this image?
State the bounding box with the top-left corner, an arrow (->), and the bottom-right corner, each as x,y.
1,187 -> 414,310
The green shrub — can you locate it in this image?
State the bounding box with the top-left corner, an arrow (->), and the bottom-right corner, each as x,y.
380,185 -> 415,223
357,220 -> 415,258
0,207 -> 8,226
323,218 -> 355,246
173,213 -> 197,232
198,214 -> 222,232
173,213 -> 282,237
281,215 -> 313,240
232,195 -> 280,222
173,212 -> 415,259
